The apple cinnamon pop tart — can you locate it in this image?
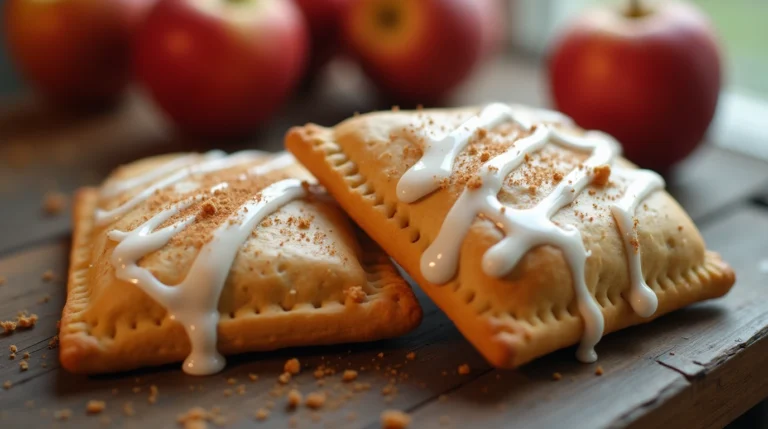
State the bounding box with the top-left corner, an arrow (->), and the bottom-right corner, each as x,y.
286,103 -> 735,367
60,151 -> 422,375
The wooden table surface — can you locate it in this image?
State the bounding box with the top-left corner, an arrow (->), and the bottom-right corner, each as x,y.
1,56 -> 768,429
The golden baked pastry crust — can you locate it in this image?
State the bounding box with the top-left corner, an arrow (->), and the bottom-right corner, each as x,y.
286,106 -> 736,368
61,152 -> 422,374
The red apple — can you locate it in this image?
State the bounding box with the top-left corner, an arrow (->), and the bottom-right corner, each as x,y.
3,0 -> 154,108
547,1 -> 721,171
134,0 -> 308,137
294,0 -> 349,77
343,0 -> 486,104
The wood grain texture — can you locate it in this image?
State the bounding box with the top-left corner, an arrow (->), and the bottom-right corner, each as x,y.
0,208 -> 766,428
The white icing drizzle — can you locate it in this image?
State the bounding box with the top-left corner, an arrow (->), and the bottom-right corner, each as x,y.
99,151 -> 226,198
609,170 -> 665,317
105,153 -> 306,375
397,103 -> 664,362
95,150 -> 264,227
396,104 -> 571,203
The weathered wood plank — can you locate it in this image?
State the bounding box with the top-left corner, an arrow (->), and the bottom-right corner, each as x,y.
408,205 -> 768,429
1,206 -> 766,428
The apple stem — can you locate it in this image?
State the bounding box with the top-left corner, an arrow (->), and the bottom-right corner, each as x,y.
627,0 -> 645,17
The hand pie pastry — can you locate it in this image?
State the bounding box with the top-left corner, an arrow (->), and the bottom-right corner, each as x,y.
61,151 -> 422,375
286,103 -> 736,367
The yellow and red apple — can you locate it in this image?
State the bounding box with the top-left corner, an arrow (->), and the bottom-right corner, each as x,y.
548,1 -> 722,171
134,0 -> 308,137
343,0 -> 488,104
3,0 -> 154,108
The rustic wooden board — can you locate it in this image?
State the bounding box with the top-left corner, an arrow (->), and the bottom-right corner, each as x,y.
0,204 -> 766,429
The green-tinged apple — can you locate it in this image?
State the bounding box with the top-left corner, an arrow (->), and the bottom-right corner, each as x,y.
134,0 -> 308,137
548,0 -> 721,171
343,0 -> 487,104
294,0 -> 350,78
3,0 -> 154,108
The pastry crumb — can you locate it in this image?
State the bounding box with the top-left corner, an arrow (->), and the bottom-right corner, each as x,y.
226,377 -> 237,385
278,372 -> 292,384
457,364 -> 470,375
595,365 -> 604,376
123,402 -> 135,416
48,335 -> 59,349
42,192 -> 67,215
9,345 -> 17,353
17,313 -> 38,328
305,392 -> 326,409
9,353 -> 16,360
41,270 -> 55,282
342,369 -> 358,382
1,320 -> 17,333
287,389 -> 302,408
148,384 -> 159,403
86,400 -> 106,414
23,352 -> 30,360
3,380 -> 11,390
552,372 -> 562,381
54,408 -> 72,420
406,352 -> 416,361
284,358 -> 301,375
381,409 -> 411,429
19,360 -> 28,371
344,286 -> 366,303
592,165 -> 611,186
255,408 -> 270,421
248,373 -> 258,382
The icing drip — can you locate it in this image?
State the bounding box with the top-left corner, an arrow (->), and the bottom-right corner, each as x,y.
99,151 -> 226,198
105,152 -> 306,375
609,170 -> 665,317
95,150 -> 264,227
397,103 -> 664,362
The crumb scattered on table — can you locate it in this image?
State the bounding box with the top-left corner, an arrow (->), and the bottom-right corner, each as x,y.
1,320 -> 17,334
342,369 -> 358,382
552,372 -> 562,381
19,361 -> 28,371
595,365 -> 604,376
54,409 -> 72,420
305,392 -> 326,409
284,358 -> 301,375
458,364 -> 470,375
287,389 -> 302,408
42,192 -> 67,216
248,373 -> 258,382
3,380 -> 11,390
9,345 -> 16,353
278,372 -> 292,384
86,400 -> 106,414
41,270 -> 55,282
381,409 -> 411,429
255,408 -> 270,421
406,352 -> 416,360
